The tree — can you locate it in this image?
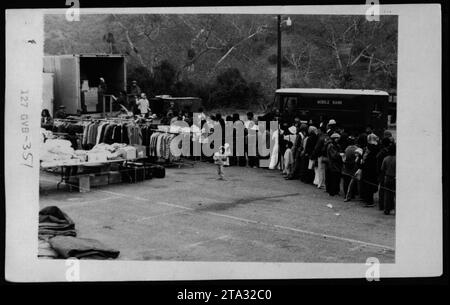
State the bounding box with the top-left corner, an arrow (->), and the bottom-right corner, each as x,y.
44,13 -> 398,109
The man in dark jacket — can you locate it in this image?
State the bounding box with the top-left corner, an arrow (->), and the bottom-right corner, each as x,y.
301,126 -> 318,183
326,133 -> 343,196
380,143 -> 396,215
97,77 -> 107,112
342,136 -> 358,201
376,136 -> 393,210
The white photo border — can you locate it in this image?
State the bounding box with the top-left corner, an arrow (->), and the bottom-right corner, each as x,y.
4,4 -> 442,282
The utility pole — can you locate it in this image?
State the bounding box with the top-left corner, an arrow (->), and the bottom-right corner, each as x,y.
277,15 -> 282,89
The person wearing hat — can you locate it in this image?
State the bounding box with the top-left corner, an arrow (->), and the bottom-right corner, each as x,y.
326,132 -> 343,196
367,133 -> 379,146
360,133 -> 380,207
286,123 -> 308,179
327,119 -> 337,136
130,80 -> 141,96
344,147 -> 364,201
54,105 -> 67,119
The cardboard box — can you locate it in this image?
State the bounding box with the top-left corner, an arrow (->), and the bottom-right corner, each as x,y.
132,145 -> 147,159
67,174 -> 91,192
117,147 -> 136,160
78,174 -> 91,192
84,88 -> 98,112
87,152 -> 108,162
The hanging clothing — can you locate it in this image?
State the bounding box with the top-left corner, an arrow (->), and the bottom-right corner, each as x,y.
268,130 -> 279,170
283,148 -> 294,176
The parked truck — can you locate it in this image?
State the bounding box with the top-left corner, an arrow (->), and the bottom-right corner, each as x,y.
269,88 -> 390,135
43,54 -> 127,115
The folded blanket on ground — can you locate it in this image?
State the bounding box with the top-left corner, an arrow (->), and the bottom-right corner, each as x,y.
38,238 -> 58,259
39,206 -> 76,237
49,236 -> 120,259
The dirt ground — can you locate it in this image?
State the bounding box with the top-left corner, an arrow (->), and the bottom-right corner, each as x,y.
39,161 -> 395,262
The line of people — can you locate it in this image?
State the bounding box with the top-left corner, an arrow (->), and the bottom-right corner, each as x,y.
280,119 -> 396,215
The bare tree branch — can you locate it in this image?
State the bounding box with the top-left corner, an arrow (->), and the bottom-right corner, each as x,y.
112,14 -> 146,67
214,26 -> 264,67
327,25 -> 344,71
350,44 -> 371,66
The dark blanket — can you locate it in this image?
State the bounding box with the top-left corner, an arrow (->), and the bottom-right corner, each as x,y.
39,206 -> 76,237
49,236 -> 120,259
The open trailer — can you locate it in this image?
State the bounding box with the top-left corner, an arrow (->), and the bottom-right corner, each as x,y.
43,54 -> 127,114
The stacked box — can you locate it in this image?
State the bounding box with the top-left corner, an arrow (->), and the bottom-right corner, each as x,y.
84,88 -> 98,112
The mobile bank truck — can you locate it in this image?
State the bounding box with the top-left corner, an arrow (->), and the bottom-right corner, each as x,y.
272,88 -> 391,135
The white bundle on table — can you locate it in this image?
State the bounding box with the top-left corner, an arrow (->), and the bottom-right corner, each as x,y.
90,143 -> 128,160
40,139 -> 75,162
74,150 -> 88,162
40,128 -> 54,143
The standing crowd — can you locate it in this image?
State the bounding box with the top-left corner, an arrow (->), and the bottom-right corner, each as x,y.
278,118 -> 396,215
43,76 -> 396,215
195,112 -> 396,216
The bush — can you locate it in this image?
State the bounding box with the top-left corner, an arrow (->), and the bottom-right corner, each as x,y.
208,68 -> 263,109
127,64 -> 263,111
127,66 -> 152,95
151,60 -> 177,95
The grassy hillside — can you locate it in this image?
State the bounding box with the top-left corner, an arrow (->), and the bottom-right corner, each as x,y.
44,13 -> 397,110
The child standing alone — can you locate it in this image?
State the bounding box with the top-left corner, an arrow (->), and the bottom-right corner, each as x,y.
213,146 -> 228,180
283,141 -> 294,178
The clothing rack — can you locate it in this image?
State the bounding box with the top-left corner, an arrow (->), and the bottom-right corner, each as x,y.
149,128 -> 183,135
146,129 -> 195,168
53,118 -> 89,123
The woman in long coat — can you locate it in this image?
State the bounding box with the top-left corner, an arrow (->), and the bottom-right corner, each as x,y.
360,134 -> 380,207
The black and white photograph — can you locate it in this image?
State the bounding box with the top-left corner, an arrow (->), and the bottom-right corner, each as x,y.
4,3 -> 443,282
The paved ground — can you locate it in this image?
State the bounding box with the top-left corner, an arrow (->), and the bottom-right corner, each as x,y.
39,161 -> 395,262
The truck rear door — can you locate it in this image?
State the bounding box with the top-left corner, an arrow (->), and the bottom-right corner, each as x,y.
57,55 -> 80,114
